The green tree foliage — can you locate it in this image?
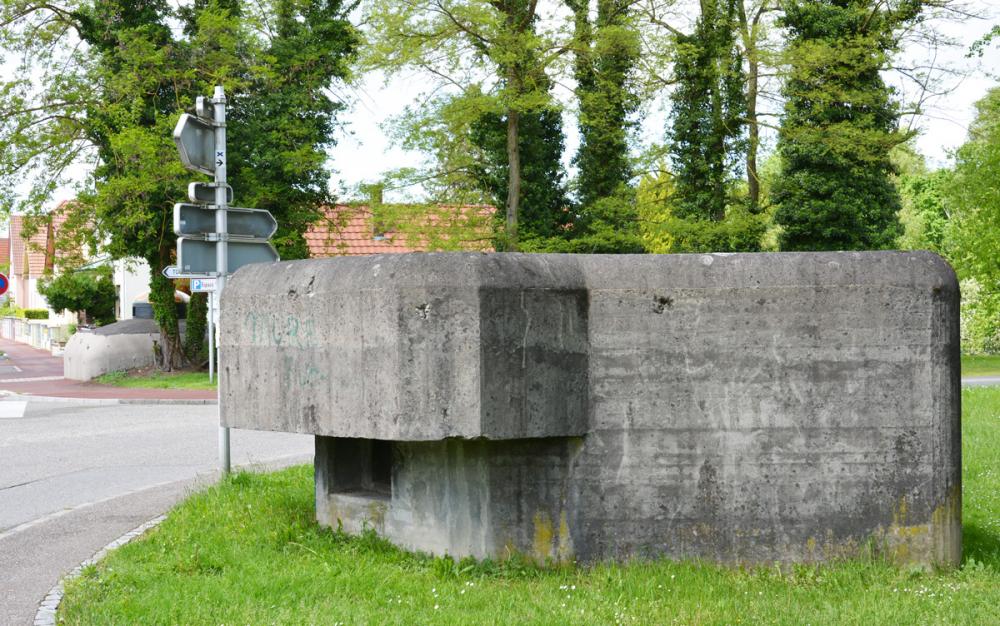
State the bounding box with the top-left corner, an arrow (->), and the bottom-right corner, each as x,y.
525,188 -> 645,253
470,105 -> 570,246
946,86 -> 1000,352
184,292 -> 208,364
771,0 -> 923,251
363,0 -> 566,249
667,0 -> 746,222
39,267 -> 117,326
569,0 -> 640,208
896,169 -> 951,254
0,0 -> 356,368
635,162 -> 768,254
223,0 -> 357,259
637,0 -> 765,254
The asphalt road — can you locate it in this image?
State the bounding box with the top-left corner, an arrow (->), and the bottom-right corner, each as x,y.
0,400 -> 312,626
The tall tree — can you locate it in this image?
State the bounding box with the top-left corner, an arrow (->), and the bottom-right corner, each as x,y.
77,0 -> 190,368
667,0 -> 746,222
364,0 -> 567,249
225,0 -> 357,259
735,0 -> 776,212
771,0 -> 925,251
947,86 -> 1000,298
569,0 -> 640,208
0,0 -> 356,368
470,95 -> 570,244
945,85 -> 1000,353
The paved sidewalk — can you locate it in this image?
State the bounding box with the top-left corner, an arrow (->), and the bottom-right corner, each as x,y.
0,338 -> 216,401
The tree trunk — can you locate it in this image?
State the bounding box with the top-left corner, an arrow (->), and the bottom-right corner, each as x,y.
148,250 -> 184,371
745,52 -> 760,212
738,0 -> 762,212
506,108 -> 521,250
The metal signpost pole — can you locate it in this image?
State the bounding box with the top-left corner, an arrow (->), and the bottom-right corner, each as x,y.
214,85 -> 230,475
174,85 -> 277,478
207,291 -> 215,383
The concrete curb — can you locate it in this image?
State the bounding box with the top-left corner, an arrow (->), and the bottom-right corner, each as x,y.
33,515 -> 167,626
0,392 -> 217,406
962,376 -> 1000,387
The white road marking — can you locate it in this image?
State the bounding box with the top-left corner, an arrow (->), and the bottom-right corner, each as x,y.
0,376 -> 64,383
0,401 -> 27,418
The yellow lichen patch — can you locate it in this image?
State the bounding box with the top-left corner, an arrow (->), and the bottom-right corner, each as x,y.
367,500 -> 386,527
533,511 -> 554,562
893,496 -> 909,527
877,489 -> 961,567
557,511 -> 573,561
805,536 -> 817,556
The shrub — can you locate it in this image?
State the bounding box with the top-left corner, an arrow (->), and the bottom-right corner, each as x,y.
961,279 -> 1000,354
646,209 -> 769,253
38,266 -> 117,326
22,309 -> 50,320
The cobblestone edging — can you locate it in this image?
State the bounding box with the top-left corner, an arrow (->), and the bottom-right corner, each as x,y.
34,515 -> 167,626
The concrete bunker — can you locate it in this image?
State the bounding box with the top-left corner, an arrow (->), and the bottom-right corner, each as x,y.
221,251 -> 961,567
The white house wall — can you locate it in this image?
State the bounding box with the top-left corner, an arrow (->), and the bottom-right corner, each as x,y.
114,258 -> 151,320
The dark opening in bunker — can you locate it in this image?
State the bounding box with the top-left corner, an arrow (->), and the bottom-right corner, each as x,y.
324,437 -> 392,497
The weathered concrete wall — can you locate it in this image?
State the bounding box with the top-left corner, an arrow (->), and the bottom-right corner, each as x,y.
221,255 -> 589,440
64,329 -> 157,381
222,251 -> 961,566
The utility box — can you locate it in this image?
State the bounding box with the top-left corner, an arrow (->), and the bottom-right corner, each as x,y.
221,252 -> 961,567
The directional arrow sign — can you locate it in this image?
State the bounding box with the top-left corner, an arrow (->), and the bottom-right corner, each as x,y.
173,113 -> 217,176
188,182 -> 233,204
162,265 -> 214,280
174,203 -> 278,239
177,238 -> 279,275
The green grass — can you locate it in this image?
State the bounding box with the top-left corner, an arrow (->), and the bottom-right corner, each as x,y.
94,370 -> 217,390
962,354 -> 1000,378
59,389 -> 1000,625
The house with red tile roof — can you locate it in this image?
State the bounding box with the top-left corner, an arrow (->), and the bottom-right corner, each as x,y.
305,203 -> 495,257
7,204 -> 73,312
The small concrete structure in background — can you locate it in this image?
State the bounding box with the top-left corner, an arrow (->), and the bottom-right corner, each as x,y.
221,252 -> 961,567
64,319 -> 169,380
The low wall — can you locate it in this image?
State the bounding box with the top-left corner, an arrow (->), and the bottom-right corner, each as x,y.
0,316 -> 73,353
221,252 -> 961,567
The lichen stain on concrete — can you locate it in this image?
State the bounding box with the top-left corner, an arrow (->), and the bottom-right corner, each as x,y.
557,511 -> 573,561
872,488 -> 961,566
533,511 -> 554,562
805,536 -> 817,556
367,500 -> 386,527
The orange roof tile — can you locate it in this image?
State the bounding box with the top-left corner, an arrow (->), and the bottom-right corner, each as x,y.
306,204 -> 495,257
10,201 -> 75,278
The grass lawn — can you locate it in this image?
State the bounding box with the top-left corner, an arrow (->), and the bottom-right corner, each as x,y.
94,369 -> 217,390
962,354 -> 1000,378
59,388 -> 1000,625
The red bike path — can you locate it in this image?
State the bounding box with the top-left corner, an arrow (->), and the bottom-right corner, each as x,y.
0,338 -> 216,401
